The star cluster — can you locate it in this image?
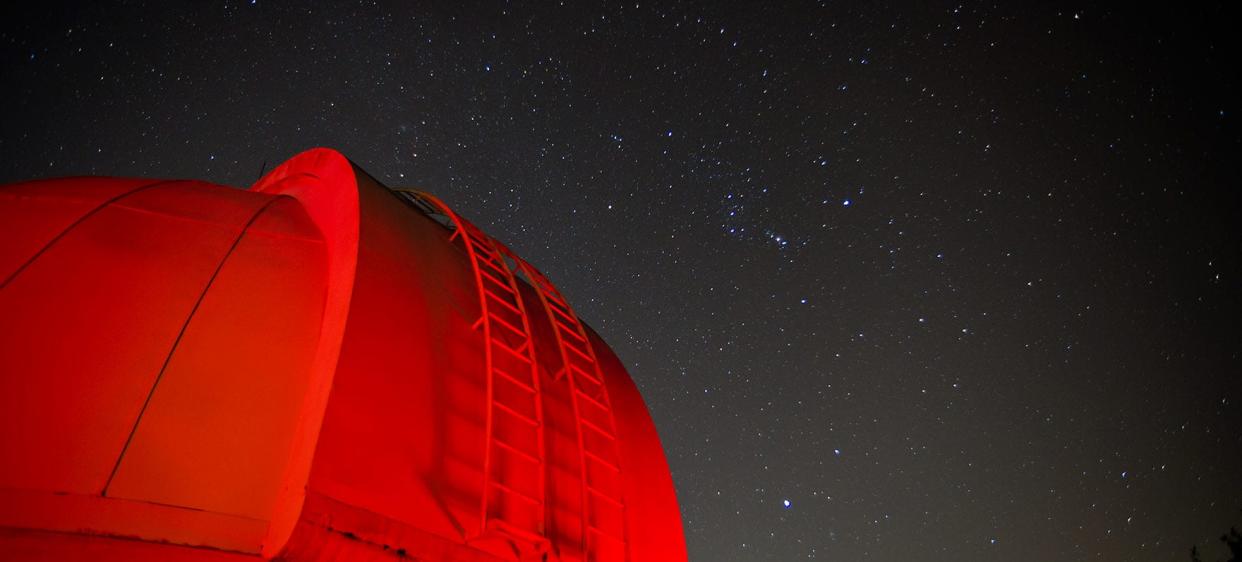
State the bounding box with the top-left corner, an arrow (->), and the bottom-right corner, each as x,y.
2,2 -> 1239,560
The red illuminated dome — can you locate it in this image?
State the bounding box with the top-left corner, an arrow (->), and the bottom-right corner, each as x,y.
0,148 -> 686,561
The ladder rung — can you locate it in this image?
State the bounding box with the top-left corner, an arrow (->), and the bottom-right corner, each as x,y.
491,481 -> 541,505
563,338 -> 593,362
472,244 -> 501,265
542,284 -> 571,305
479,251 -> 509,276
464,227 -> 490,246
579,417 -> 616,440
487,519 -> 550,548
469,231 -> 491,247
556,319 -> 588,343
585,450 -> 621,472
523,268 -> 557,294
532,279 -> 556,297
494,436 -> 541,464
495,367 -> 536,394
544,297 -> 576,324
478,267 -> 516,295
587,524 -> 625,543
545,294 -> 572,316
548,290 -> 570,308
516,263 -> 546,285
492,337 -> 532,364
486,290 -> 523,315
487,310 -> 527,339
494,400 -> 539,426
575,388 -> 609,413
465,230 -> 492,250
587,485 -> 624,507
568,363 -> 603,386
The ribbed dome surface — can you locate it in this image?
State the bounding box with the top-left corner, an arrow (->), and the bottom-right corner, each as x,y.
0,148 -> 685,562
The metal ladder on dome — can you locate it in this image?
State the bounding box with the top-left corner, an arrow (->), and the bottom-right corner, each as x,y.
497,249 -> 631,562
398,191 -> 549,556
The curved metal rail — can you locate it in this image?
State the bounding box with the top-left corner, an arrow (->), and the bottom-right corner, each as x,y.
396,190 -> 548,553
497,248 -> 630,562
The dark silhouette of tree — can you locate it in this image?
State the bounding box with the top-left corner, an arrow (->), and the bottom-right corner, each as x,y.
1226,526 -> 1242,561
1192,511 -> 1242,562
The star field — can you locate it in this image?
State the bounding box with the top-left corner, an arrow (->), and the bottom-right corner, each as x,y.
2,2 -> 1240,561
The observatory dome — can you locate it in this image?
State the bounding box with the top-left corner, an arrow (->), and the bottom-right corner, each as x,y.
0,148 -> 686,562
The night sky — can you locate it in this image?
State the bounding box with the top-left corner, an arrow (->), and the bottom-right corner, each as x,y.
2,2 -> 1240,561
